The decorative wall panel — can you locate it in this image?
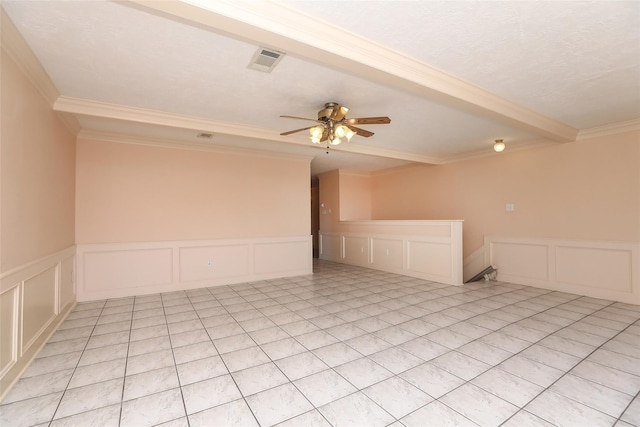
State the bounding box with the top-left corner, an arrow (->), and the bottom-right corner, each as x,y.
490,242 -> 549,281
0,247 -> 76,401
180,245 -> 249,282
254,240 -> 312,275
343,236 -> 369,266
407,240 -> 452,279
371,238 -> 403,270
486,237 -> 639,304
320,220 -> 463,285
77,236 -> 312,301
319,233 -> 342,262
0,287 -> 18,379
82,248 -> 173,292
22,267 -> 57,353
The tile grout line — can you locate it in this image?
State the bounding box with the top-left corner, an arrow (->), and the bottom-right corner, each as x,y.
496,301 -> 640,426
613,388 -> 640,426
3,261 -> 638,427
189,285 -> 264,426
116,297 -> 137,427
175,281 -> 636,426
46,299 -> 109,425
379,283 -> 640,424
235,280 -> 338,427
209,275 -> 635,426
163,291 -> 197,427
385,283 -> 585,425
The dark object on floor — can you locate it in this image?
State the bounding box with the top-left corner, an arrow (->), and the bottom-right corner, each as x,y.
466,265 -> 498,283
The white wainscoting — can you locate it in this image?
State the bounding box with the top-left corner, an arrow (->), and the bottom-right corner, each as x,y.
485,236 -> 640,304
0,246 -> 76,400
319,221 -> 463,285
463,246 -> 487,283
76,236 -> 312,301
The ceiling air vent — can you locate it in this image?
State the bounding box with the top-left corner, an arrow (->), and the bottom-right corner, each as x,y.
248,47 -> 285,73
197,132 -> 213,139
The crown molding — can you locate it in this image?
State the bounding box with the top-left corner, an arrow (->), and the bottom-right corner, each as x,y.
57,113 -> 82,135
54,96 -> 285,141
577,118 -> 640,141
77,129 -> 313,163
54,96 -> 441,165
1,8 -> 59,106
437,138 -> 556,165
1,8 -> 82,135
126,0 -> 578,143
371,162 -> 433,178
327,141 -> 441,165
338,170 -> 373,178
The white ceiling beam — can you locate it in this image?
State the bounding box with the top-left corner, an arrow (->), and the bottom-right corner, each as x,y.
126,0 -> 578,143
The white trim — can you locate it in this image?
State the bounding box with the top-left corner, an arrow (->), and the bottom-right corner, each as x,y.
463,246 -> 487,283
485,236 -> 640,304
130,0 -> 577,142
76,236 -> 312,301
577,118 -> 640,141
57,97 -> 283,141
0,287 -> 19,379
77,129 -> 314,163
0,247 -> 76,292
342,220 -> 464,227
0,247 -> 76,401
438,138 -> 556,164
0,10 -> 59,106
319,220 -> 463,285
0,9 -> 81,136
337,170 -> 372,178
61,97 -> 439,165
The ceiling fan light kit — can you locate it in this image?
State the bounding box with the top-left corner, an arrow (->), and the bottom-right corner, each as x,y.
281,102 -> 390,148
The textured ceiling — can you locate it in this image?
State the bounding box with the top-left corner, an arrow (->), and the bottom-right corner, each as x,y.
3,0 -> 639,175
281,1 -> 640,129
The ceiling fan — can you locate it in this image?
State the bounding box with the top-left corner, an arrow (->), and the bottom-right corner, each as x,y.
280,102 -> 391,146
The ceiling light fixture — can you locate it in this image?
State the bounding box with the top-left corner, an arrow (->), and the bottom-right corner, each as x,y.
281,102 -> 390,149
309,121 -> 355,146
493,139 -> 506,152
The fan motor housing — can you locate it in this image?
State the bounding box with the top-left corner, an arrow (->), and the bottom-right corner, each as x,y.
318,102 -> 344,121
317,106 -> 335,121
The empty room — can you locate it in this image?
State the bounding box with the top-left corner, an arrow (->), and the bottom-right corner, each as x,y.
1,1 -> 639,426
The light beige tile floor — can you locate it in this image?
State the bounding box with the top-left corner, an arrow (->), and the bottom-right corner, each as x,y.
1,260 -> 639,427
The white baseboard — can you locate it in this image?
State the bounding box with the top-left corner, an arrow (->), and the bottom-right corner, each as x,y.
485,236 -> 640,304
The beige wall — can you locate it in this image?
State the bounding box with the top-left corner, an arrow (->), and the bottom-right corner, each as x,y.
371,131 -> 640,257
75,138 -> 311,244
0,50 -> 76,272
339,172 -> 372,221
318,169 -> 341,232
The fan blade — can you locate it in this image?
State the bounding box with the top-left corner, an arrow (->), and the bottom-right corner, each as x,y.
347,125 -> 374,137
347,116 -> 391,125
280,115 -> 321,123
280,126 -> 313,136
329,104 -> 349,121
320,128 -> 329,142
